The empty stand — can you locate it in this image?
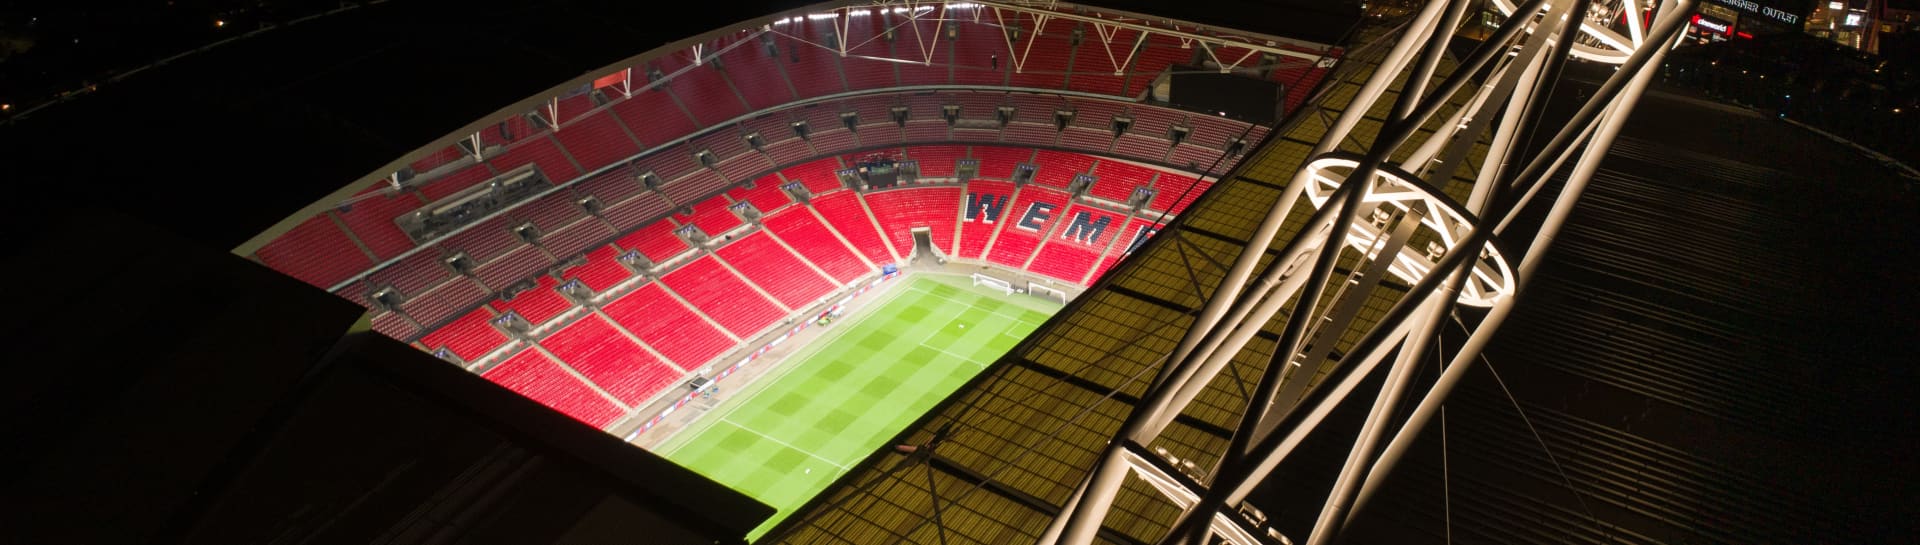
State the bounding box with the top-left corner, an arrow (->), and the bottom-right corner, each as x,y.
614,221 -> 691,263
761,207 -> 873,284
1150,173 -> 1212,214
1031,150 -> 1095,188
602,283 -> 737,370
663,169 -> 730,204
718,40 -> 797,110
486,135 -> 581,184
1028,204 -> 1126,283
728,175 -> 795,214
420,307 -> 510,362
400,277 -> 491,328
985,186 -> 1071,269
577,167 -> 646,204
1089,160 -> 1159,203
904,145 -> 965,178
552,113 -> 642,174
611,88 -> 700,148
512,190 -> 589,232
601,191 -> 674,232
971,146 -> 1031,180
676,195 -> 745,236
958,180 -> 1017,259
659,54 -> 749,127
335,184 -> 425,261
483,349 -> 626,428
491,276 -> 573,325
1006,20 -> 1074,89
562,245 -> 635,292
783,158 -> 847,196
715,231 -> 838,309
863,187 -> 962,259
442,216 -> 521,262
473,244 -> 554,290
810,191 -> 896,265
660,256 -> 786,338
539,314 -> 682,405
255,214 -> 373,289
540,217 -> 616,258
370,311 -> 422,340
368,250 -> 452,298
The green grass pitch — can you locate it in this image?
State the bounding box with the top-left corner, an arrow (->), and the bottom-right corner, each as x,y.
654,274 -> 1059,540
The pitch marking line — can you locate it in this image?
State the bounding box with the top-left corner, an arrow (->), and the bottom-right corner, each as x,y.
722,417 -> 849,471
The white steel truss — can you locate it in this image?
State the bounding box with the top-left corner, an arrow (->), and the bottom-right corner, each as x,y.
1036,0 -> 1698,543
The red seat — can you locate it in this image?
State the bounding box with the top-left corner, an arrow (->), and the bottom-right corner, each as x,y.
659,256 -> 787,338
483,348 -> 625,429
761,207 -> 873,284
603,283 -> 737,370
863,186 -> 962,260
715,231 -> 838,309
539,314 -> 683,405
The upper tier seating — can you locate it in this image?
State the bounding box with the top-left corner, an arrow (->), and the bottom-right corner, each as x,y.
659,256 -> 787,338
657,53 -> 750,128
675,194 -> 745,236
483,348 -> 625,428
760,207 -> 873,284
551,113 -> 642,174
1090,159 -> 1159,204
782,158 -> 846,196
485,135 -> 580,184
601,283 -> 737,370
539,313 -> 682,405
715,231 -> 839,309
335,183 -> 426,261
256,214 -> 373,289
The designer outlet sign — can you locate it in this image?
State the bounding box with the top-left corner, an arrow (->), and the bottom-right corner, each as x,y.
1712,0 -> 1805,25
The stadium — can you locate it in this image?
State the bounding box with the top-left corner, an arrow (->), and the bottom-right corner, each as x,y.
4,0 -> 1914,544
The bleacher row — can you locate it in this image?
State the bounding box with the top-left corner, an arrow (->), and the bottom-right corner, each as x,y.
281,148 -> 1191,430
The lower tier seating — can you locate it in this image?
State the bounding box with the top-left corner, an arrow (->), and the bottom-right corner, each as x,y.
761,207 -> 874,284
715,231 -> 838,309
601,283 -> 737,371
659,256 -> 787,338
539,314 -> 682,405
483,349 -> 626,428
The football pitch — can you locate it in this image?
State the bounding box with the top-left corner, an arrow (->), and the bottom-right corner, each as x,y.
654,274 -> 1059,540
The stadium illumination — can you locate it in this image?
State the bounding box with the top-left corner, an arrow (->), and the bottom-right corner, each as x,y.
1040,0 -> 1698,543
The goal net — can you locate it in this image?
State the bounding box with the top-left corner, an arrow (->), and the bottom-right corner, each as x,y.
971,273 -> 1015,296
1028,282 -> 1069,305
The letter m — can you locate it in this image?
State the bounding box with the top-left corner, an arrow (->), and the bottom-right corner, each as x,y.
1060,211 -> 1112,244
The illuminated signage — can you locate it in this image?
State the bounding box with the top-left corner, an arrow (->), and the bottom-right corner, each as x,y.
1829,1 -> 1842,8
1843,12 -> 1865,25
1693,14 -> 1734,34
1710,0 -> 1804,24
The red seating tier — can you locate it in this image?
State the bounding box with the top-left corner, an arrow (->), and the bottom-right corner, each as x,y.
419,163 -> 498,201
577,168 -> 645,203
659,54 -> 748,127
552,113 -> 642,174
782,158 -> 846,196
1090,159 -> 1159,203
614,221 -> 690,262
717,154 -> 774,184
662,169 -> 729,204
863,187 -> 962,259
903,145 -> 965,178
778,33 -> 847,99
1006,23 -> 1072,89
611,89 -> 700,148
1152,173 -> 1212,214
675,194 -> 744,236
1028,240 -> 1102,284
602,283 -> 736,370
660,256 -> 787,338
256,214 -> 372,289
727,175 -> 794,214
483,349 -> 625,428
764,138 -> 814,167
336,184 -> 424,260
486,135 -> 580,184
400,277 -> 491,328
369,250 -> 450,298
985,186 -> 1071,268
958,180 -> 1017,259
409,144 -> 466,175
491,276 -> 572,325
370,311 -> 422,341
443,216 -> 520,262
1128,36 -> 1196,97
601,192 -> 672,232
1032,150 -> 1095,188
561,245 -> 635,292
761,207 -> 873,284
1067,34 -> 1130,96
539,314 -> 681,405
719,42 -> 797,110
715,232 -> 838,309
420,307 -> 509,361
810,191 -> 895,265
540,217 -> 615,258
512,190 -> 588,232
473,244 -> 553,290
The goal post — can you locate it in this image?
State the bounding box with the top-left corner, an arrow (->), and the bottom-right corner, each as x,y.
971,273 -> 1015,296
1028,282 -> 1069,305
